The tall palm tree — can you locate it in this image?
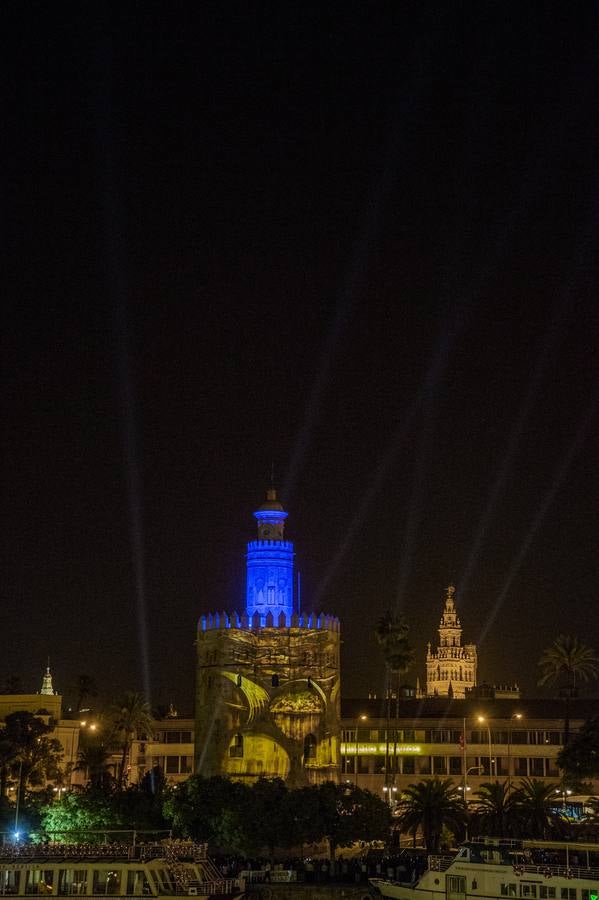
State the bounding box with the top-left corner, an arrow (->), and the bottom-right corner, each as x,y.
75,674 -> 99,713
538,635 -> 599,743
109,692 -> 153,788
75,742 -> 113,790
375,612 -> 414,785
511,778 -> 559,840
471,780 -> 516,838
396,777 -> 467,853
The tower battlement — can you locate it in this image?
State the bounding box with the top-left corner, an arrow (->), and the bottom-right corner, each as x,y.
246,539 -> 294,552
199,610 -> 340,632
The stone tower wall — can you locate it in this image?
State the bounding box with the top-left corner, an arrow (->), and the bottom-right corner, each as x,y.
195,614 -> 341,786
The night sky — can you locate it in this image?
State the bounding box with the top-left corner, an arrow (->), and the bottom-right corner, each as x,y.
3,6 -> 598,712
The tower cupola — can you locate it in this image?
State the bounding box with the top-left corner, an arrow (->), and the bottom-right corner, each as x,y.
246,488 -> 295,622
40,665 -> 54,695
254,487 -> 288,540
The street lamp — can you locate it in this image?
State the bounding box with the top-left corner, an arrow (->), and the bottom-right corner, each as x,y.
556,788 -> 572,810
459,772 -> 481,842
463,764 -> 483,795
507,713 -> 523,793
14,759 -> 23,839
355,715 -> 367,787
478,716 -> 494,777
382,785 -> 398,807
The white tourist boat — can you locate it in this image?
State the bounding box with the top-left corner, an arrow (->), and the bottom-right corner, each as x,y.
0,840 -> 244,899
370,839 -> 599,900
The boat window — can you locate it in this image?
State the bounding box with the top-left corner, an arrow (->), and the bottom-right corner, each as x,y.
157,869 -> 174,888
93,870 -> 122,895
58,869 -> 88,895
561,891 -> 576,900
0,870 -> 21,895
447,876 -> 466,892
126,870 -> 151,896
540,889 -> 556,899
520,885 -> 537,898
25,870 -> 54,894
501,884 -> 517,896
581,891 -> 599,900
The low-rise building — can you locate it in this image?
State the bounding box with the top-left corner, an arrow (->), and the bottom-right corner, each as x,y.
0,669 -> 79,788
130,717 -> 195,785
341,696 -> 598,798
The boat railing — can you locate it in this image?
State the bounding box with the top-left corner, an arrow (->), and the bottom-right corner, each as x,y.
514,863 -> 599,881
428,856 -> 454,872
169,878 -> 239,895
0,842 -> 209,863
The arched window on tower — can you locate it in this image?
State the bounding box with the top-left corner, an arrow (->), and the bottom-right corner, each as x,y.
303,734 -> 317,763
229,734 -> 244,758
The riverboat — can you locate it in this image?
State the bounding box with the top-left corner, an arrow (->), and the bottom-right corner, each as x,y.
370,839 -> 599,900
0,840 -> 244,899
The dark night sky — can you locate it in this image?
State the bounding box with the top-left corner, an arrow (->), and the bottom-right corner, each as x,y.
3,5 -> 598,712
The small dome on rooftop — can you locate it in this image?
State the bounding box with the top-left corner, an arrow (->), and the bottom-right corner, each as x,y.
258,488 -> 284,512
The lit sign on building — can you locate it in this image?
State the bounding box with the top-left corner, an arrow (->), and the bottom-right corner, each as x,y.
341,743 -> 422,755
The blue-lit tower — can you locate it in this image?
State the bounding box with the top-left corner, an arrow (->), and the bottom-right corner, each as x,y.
246,488 -> 295,622
196,487 -> 341,785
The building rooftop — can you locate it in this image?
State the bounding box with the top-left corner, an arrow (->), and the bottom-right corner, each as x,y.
341,695 -> 599,721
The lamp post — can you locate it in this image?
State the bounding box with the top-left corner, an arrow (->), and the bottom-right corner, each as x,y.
463,764 -> 483,794
507,713 -> 523,793
383,785 -> 398,808
556,788 -> 572,810
355,715 -> 367,787
459,769 -> 482,841
478,716 -> 494,777
14,759 -> 23,839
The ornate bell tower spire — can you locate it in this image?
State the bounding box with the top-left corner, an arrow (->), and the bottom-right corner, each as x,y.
245,488 -> 295,622
438,585 -> 462,647
426,585 -> 477,698
40,662 -> 54,695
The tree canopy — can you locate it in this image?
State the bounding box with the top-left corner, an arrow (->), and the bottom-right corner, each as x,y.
538,636 -> 599,693
558,717 -> 599,778
396,777 -> 467,853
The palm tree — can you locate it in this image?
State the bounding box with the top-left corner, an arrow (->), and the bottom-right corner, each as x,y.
396,777 -> 467,853
75,742 -> 113,790
471,780 -> 516,838
511,778 -> 559,840
109,692 -> 153,788
538,636 -> 599,743
74,674 -> 99,713
375,612 -> 414,785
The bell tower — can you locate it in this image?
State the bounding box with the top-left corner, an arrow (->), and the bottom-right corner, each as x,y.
245,488 -> 295,622
426,585 -> 477,698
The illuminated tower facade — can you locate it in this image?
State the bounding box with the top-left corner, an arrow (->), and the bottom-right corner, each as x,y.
246,490 -> 295,621
426,585 -> 477,699
40,665 -> 54,696
195,489 -> 340,786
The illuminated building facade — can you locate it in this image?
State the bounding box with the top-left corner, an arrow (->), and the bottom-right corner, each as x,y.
340,696 -> 599,799
0,669 -> 80,790
426,585 -> 477,698
195,489 -> 341,785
